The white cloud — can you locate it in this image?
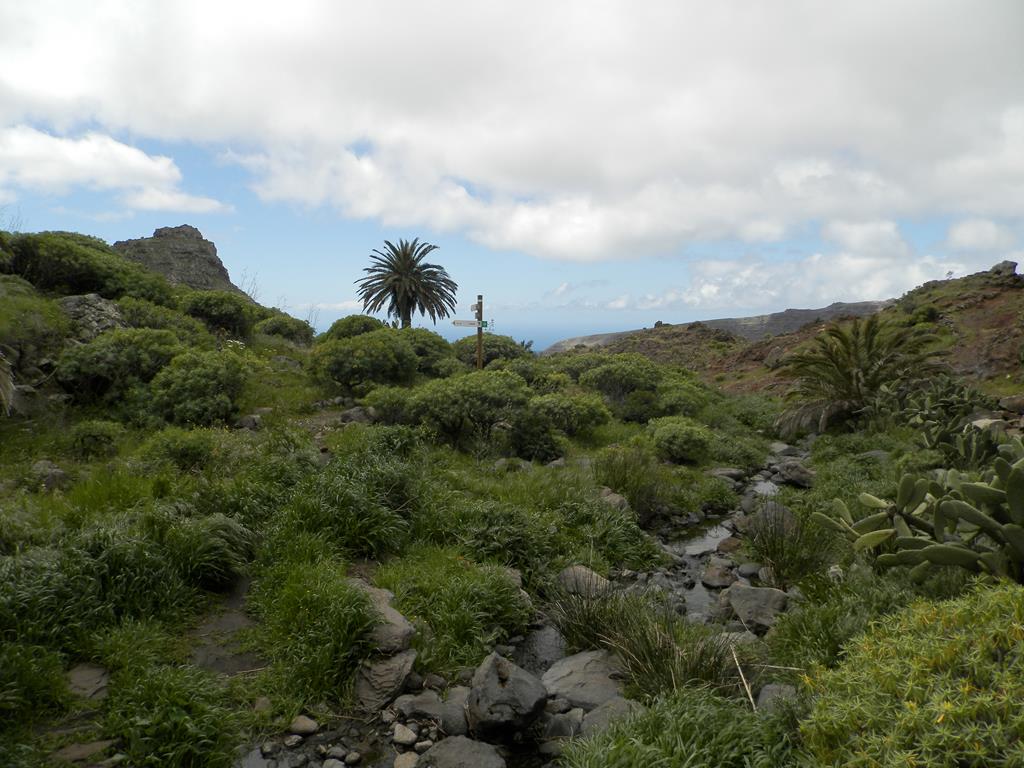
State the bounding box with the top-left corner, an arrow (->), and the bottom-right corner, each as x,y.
0,125 -> 229,213
946,218 -> 1017,252
0,2 -> 1022,258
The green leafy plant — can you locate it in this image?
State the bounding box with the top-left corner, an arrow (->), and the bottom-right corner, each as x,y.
355,238 -> 457,328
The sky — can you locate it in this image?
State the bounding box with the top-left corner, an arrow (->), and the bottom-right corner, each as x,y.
1,1 -> 1022,350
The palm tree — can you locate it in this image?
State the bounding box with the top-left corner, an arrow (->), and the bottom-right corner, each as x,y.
355,239 -> 458,328
778,314 -> 943,435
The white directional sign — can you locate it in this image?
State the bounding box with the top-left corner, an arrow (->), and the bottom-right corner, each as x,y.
453,320 -> 488,328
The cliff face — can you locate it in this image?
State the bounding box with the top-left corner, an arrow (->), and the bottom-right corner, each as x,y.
112,225 -> 246,296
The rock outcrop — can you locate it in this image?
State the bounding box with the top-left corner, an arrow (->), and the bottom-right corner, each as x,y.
112,225 -> 246,296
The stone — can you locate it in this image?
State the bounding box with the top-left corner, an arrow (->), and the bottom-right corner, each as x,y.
756,683 -> 797,713
556,565 -> 610,597
356,648 -> 417,711
289,715 -> 319,735
394,723 -> 419,747
775,460 -> 815,488
542,707 -> 584,739
57,294 -> 126,341
32,459 -> 70,492
67,663 -> 109,699
728,584 -> 789,632
113,225 -> 247,295
580,697 -> 643,737
540,650 -> 623,712
466,653 -> 547,737
49,740 -> 117,763
514,626 -> 566,676
346,579 -> 415,653
394,754 -> 420,768
701,562 -> 736,589
418,736 -> 506,768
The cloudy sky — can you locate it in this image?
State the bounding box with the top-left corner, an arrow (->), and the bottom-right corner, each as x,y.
1,1 -> 1022,348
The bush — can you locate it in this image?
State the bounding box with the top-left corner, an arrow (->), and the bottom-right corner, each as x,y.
105,664 -> 240,768
310,329 -> 417,393
69,419 -> 126,459
375,546 -> 532,675
647,416 -> 711,463
401,327 -> 457,376
251,558 -> 375,699
452,333 -> 531,367
253,313 -> 314,345
0,642 -> 68,730
56,328 -> 181,403
3,232 -> 172,303
407,370 -> 531,449
139,426 -> 219,471
179,290 -> 254,338
528,392 -> 611,436
560,687 -> 796,768
151,350 -> 246,426
116,296 -> 212,346
800,582 -> 1024,767
320,314 -> 385,341
579,354 -> 662,403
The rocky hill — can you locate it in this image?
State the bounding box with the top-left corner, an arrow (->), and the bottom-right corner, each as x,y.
113,225 -> 247,296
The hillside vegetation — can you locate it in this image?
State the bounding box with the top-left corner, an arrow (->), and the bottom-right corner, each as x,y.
1,229 -> 1023,768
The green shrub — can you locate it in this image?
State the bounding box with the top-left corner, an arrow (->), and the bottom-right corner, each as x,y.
800,583 -> 1024,767
320,314 -> 385,341
3,232 -> 173,303
251,558 -> 375,699
56,328 -> 181,403
528,392 -> 611,436
116,296 -> 212,346
0,642 -> 68,730
69,419 -> 126,459
647,416 -> 711,463
452,333 -> 531,367
254,313 -> 314,345
375,546 -> 531,675
310,328 -> 417,393
560,687 -> 796,768
407,369 -> 531,449
400,327 -> 457,376
179,290 -> 254,338
151,350 -> 246,426
579,354 -> 662,403
105,664 -> 239,768
139,426 -> 219,471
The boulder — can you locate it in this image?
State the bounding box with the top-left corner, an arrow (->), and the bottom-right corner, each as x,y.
514,626 -> 566,676
466,653 -> 547,737
728,584 -> 788,632
346,579 -> 415,653
355,649 -> 416,711
418,736 -> 506,768
580,696 -> 643,737
540,650 -> 623,712
556,565 -> 610,597
57,294 -> 125,341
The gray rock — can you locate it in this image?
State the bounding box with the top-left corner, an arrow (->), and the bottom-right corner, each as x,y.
580,697 -> 643,737
346,579 -> 415,653
355,648 -> 416,711
775,460 -> 815,488
540,650 -> 623,712
556,565 -> 610,597
113,225 -> 248,295
728,584 -> 788,632
542,707 -> 584,739
418,736 -> 506,768
756,683 -> 797,713
513,626 -> 567,676
57,294 -> 126,341
467,653 -> 547,737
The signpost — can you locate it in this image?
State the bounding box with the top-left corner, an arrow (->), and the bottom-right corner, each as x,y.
452,294 -> 486,369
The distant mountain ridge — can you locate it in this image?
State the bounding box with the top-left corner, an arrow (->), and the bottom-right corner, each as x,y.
543,300 -> 891,354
